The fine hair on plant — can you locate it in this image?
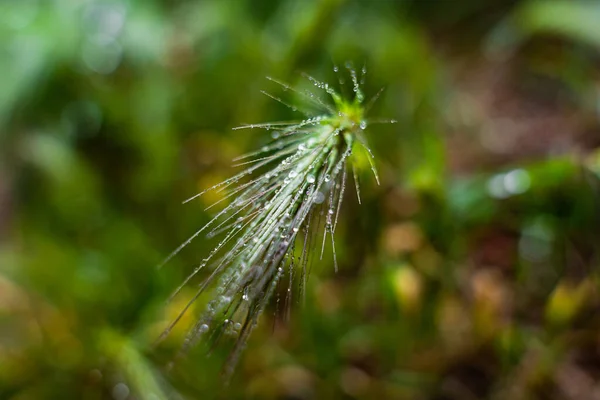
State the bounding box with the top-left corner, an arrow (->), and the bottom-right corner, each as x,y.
157,62 -> 394,378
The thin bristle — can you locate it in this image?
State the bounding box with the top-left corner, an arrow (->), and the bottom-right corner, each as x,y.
260,90 -> 309,116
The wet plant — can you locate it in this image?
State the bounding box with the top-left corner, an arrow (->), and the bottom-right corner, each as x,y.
158,63 -> 394,378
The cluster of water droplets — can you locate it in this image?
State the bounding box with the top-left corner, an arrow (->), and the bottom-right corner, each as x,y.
342,61 -> 365,103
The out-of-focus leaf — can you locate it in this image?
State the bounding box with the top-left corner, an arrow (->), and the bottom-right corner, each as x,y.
487,0 -> 600,56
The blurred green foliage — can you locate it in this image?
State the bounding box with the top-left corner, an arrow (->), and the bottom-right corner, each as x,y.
2,0 -> 600,399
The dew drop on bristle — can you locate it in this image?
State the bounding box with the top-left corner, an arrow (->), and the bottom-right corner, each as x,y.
314,192 -> 325,204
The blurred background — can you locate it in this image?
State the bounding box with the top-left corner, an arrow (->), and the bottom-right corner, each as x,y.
3,0 -> 600,398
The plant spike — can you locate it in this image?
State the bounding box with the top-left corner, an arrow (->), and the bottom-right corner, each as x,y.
159,65 -> 390,380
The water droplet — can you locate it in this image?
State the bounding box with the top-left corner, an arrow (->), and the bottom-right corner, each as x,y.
324,174 -> 331,182
360,121 -> 367,129
199,323 -> 209,332
272,131 -> 280,139
314,192 -> 325,204
289,170 -> 298,178
298,143 -> 306,151
307,175 -> 316,184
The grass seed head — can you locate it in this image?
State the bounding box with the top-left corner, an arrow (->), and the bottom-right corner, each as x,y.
159,64 -> 391,379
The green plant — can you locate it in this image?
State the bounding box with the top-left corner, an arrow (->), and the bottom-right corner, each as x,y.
158,63 -> 393,378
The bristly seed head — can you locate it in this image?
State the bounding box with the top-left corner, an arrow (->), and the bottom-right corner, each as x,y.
157,63 -> 389,380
